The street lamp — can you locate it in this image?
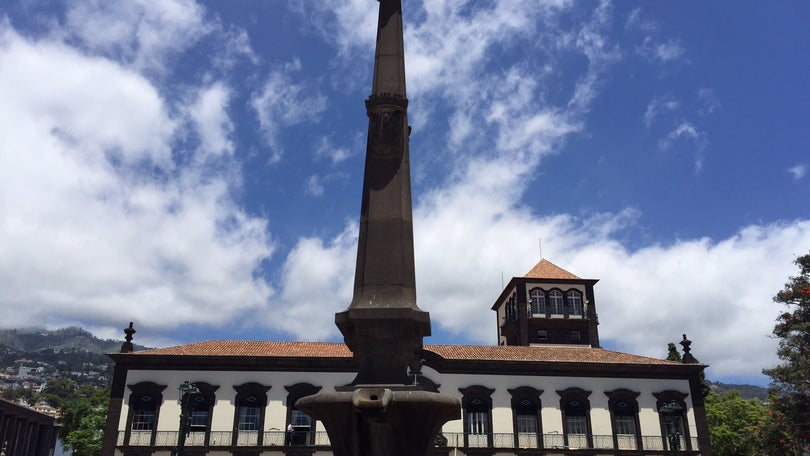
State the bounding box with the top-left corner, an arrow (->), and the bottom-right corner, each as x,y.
172,381 -> 200,456
659,401 -> 683,456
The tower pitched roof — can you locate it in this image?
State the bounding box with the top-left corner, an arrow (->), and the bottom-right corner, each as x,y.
524,259 -> 580,280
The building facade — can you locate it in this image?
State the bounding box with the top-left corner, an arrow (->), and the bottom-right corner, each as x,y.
101,259 -> 711,456
0,397 -> 59,456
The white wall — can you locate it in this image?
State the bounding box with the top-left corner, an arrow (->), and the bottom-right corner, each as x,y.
120,366 -> 694,438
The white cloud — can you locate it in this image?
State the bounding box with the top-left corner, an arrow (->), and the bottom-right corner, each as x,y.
698,87 -> 721,115
644,96 -> 680,126
270,152 -> 810,383
787,163 -> 807,181
625,7 -> 658,33
63,0 -> 210,74
263,223 -> 357,340
187,81 -> 234,157
637,37 -> 687,65
655,39 -> 686,62
305,175 -> 325,197
250,60 -> 328,163
314,136 -> 354,164
659,121 -> 708,172
0,26 -> 274,337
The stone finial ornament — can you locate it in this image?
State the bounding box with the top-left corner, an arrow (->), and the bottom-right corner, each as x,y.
680,333 -> 698,364
121,322 -> 136,353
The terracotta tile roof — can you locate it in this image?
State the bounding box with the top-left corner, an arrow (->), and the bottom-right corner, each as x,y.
130,340 -> 679,366
524,259 -> 580,280
425,344 -> 680,366
132,340 -> 353,358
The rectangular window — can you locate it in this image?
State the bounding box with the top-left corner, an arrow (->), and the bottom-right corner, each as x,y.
571,331 -> 581,342
567,292 -> 583,317
292,409 -> 311,427
566,415 -> 587,435
530,290 -> 546,316
467,411 -> 489,434
190,409 -> 208,431
549,291 -> 564,315
131,409 -> 155,430
238,406 -> 261,431
517,414 -> 538,434
537,330 -> 548,341
614,415 -> 635,435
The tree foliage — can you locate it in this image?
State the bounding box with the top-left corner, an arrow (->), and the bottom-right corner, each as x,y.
666,342 -> 682,362
762,252 -> 810,455
41,377 -> 78,409
704,390 -> 766,456
58,385 -> 109,456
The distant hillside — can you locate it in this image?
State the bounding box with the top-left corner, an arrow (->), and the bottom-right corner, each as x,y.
0,327 -> 124,353
0,327 -> 149,387
709,381 -> 768,401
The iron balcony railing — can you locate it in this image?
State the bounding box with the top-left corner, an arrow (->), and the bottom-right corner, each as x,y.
118,430 -> 699,452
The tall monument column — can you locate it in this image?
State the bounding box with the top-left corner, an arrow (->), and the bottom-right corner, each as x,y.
297,1 -> 459,455
334,0 -> 429,386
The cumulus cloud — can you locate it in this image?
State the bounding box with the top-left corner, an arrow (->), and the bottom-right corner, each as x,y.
0,25 -> 273,336
266,161 -> 810,383
251,60 -> 328,163
262,223 -> 357,340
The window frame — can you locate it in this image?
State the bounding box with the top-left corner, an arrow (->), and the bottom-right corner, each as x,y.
509,387 -> 543,449
232,382 -> 271,446
130,408 -> 156,431
549,289 -> 564,316
125,382 -> 167,447
459,386 -> 495,448
654,391 -> 692,453
285,383 -> 322,446
606,389 -> 642,450
529,288 -> 546,317
567,290 -> 584,318
557,387 -> 593,449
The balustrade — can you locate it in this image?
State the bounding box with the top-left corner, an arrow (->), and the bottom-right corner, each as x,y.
116,430 -> 699,453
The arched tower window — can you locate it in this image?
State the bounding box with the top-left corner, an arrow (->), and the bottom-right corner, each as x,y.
459,386 -> 494,449
529,288 -> 546,317
549,290 -> 564,316
567,290 -> 583,318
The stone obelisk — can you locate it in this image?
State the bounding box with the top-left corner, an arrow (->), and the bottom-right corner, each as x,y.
296,1 -> 459,454
334,0 -> 428,387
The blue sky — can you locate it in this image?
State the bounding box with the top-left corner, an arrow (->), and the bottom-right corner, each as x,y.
0,0 -> 807,386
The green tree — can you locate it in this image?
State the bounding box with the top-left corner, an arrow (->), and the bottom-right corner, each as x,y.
3,386 -> 40,405
704,390 -> 767,456
41,377 -> 78,409
666,342 -> 682,361
762,253 -> 810,456
58,386 -> 109,456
